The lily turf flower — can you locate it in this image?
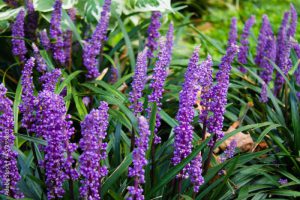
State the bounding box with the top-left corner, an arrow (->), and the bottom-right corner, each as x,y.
83,0 -> 111,79
0,84 -> 24,199
79,101 -> 109,200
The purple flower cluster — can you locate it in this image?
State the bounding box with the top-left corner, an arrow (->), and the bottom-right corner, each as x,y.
207,45 -> 239,140
255,15 -> 273,66
274,5 -> 297,95
227,17 -> 238,47
35,72 -> 78,199
39,29 -> 51,50
172,46 -> 201,177
220,140 -> 237,162
188,154 -> 204,193
25,0 -> 38,41
146,11 -> 162,58
39,69 -> 61,92
238,16 -> 255,73
50,0 -> 65,65
79,101 -> 109,200
19,57 -> 36,131
129,48 -> 148,116
278,178 -> 288,185
83,0 -> 111,79
127,116 -> 151,200
0,84 -> 23,199
259,36 -> 276,102
148,23 -> 174,143
32,43 -> 47,72
12,10 -> 27,62
199,55 -> 213,124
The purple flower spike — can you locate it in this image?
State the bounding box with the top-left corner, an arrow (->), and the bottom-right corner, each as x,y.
25,0 -> 38,41
259,37 -> 276,103
83,0 -> 112,79
39,29 -> 50,51
148,23 -> 174,143
127,116 -> 151,200
146,11 -> 162,58
39,69 -> 62,92
35,86 -> 78,199
12,10 -> 27,62
287,4 -> 297,39
220,140 -> 237,163
207,45 -> 239,140
32,43 -> 47,72
19,57 -> 36,131
238,16 -> 255,73
274,12 -> 291,95
50,0 -> 65,65
0,84 -> 24,199
129,48 -> 148,116
172,46 -> 201,177
255,15 -> 273,66
79,101 -> 109,200
189,154 -> 204,193
227,17 -> 238,47
199,55 -> 213,124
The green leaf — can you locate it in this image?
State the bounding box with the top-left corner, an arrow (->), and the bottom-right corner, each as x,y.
56,70 -> 82,94
101,153 -> 132,196
13,80 -> 22,135
149,135 -> 212,197
116,15 -> 136,72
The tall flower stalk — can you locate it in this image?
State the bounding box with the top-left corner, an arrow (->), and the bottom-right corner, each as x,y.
172,46 -> 201,177
83,0 -> 111,79
129,48 -> 148,116
25,0 -> 38,41
50,0 -> 65,65
127,116 -> 151,200
148,23 -> 174,144
79,101 -> 109,200
238,16 -> 255,73
146,11 -> 162,58
0,84 -> 23,199
12,10 -> 27,62
35,70 -> 78,199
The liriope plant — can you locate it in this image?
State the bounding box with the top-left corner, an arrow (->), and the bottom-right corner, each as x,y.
0,0 -> 300,200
